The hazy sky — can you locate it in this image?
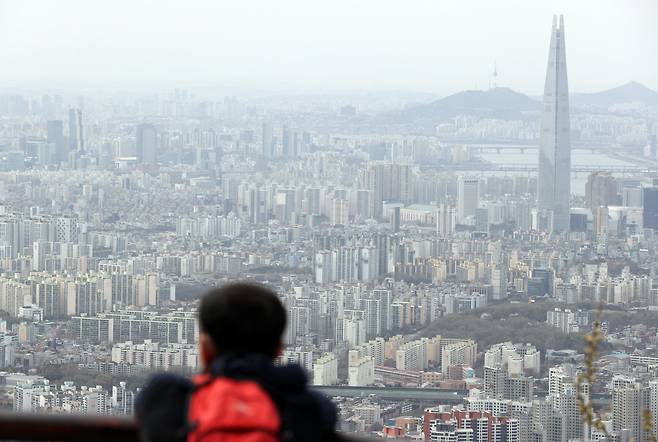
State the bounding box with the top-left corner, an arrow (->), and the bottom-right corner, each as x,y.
0,0 -> 656,96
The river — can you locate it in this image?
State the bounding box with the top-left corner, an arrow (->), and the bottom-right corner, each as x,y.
477,150 -> 643,195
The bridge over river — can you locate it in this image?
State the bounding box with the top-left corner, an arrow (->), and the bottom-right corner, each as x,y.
445,164 -> 656,174
463,143 -> 610,154
315,386 -> 611,407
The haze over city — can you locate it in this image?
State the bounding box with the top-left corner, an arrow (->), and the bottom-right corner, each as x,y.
1,0 -> 657,95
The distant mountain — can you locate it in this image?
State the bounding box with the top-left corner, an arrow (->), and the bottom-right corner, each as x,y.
574,82 -> 658,108
382,87 -> 540,125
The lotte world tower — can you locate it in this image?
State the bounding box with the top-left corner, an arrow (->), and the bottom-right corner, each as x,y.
537,15 -> 571,233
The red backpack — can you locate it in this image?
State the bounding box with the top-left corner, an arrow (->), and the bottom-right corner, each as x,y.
188,373 -> 280,442
136,357 -> 337,442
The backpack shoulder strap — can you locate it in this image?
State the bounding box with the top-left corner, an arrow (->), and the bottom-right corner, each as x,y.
259,381 -> 338,442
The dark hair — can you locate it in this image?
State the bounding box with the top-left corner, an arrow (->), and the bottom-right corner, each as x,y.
198,282 -> 286,356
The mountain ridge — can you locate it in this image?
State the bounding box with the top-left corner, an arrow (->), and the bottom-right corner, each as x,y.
377,87 -> 540,129
573,81 -> 658,108
379,82 -> 658,128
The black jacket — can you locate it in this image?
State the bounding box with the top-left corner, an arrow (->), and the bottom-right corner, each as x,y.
136,354 -> 338,442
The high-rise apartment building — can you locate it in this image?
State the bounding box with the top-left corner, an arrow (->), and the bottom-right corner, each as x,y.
111,340 -> 199,371
68,108 -> 84,152
136,123 -> 157,164
423,409 -> 520,442
281,125 -> 290,157
436,204 -> 456,237
643,187 -> 658,230
112,382 -> 135,416
348,349 -> 374,386
484,365 -> 534,402
537,15 -> 571,233
546,308 -> 589,334
359,162 -> 414,220
396,339 -> 428,372
46,120 -> 65,163
441,340 -> 477,375
585,172 -> 619,211
329,198 -> 349,226
457,177 -> 479,223
261,122 -> 274,158
313,353 -> 338,386
611,376 -> 648,442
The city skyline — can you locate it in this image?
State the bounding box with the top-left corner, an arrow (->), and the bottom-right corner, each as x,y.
0,3 -> 657,440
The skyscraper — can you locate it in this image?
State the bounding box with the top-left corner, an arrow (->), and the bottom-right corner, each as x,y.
262,122 -> 274,158
585,172 -> 619,211
136,123 -> 157,164
46,120 -> 65,163
281,125 -> 291,157
68,108 -> 84,152
537,15 -> 571,233
457,177 -> 479,223
436,204 -> 455,237
643,187 -> 658,230
389,206 -> 401,233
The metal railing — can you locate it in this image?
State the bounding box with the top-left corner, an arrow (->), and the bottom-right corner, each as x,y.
0,413 -> 370,442
0,413 -> 140,442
